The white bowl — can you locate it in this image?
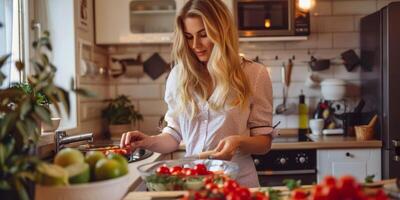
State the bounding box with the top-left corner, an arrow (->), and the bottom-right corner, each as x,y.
35,173 -> 130,200
320,79 -> 346,100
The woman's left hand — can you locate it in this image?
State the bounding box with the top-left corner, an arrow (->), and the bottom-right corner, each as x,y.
210,135 -> 242,160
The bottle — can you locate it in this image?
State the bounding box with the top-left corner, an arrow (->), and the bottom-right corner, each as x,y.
298,90 -> 309,135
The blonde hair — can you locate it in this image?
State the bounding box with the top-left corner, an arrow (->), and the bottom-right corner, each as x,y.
171,0 -> 251,118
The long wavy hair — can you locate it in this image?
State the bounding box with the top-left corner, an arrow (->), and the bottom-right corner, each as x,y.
171,0 -> 251,118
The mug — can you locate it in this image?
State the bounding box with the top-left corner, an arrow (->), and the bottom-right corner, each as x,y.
309,119 -> 324,135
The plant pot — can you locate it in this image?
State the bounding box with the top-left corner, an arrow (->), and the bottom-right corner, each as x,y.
108,123 -> 136,140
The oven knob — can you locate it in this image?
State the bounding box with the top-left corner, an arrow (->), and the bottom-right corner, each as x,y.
279,158 -> 287,165
254,158 -> 260,166
299,156 -> 306,164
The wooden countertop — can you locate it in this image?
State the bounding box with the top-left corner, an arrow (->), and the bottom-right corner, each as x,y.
272,134 -> 382,150
176,134 -> 382,151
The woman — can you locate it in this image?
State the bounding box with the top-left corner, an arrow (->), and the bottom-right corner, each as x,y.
120,0 -> 274,187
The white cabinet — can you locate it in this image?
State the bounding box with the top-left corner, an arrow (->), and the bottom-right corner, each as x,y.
317,148 -> 381,183
94,0 -> 238,44
95,0 -> 186,44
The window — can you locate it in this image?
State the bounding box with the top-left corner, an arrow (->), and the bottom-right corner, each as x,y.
0,0 -> 25,88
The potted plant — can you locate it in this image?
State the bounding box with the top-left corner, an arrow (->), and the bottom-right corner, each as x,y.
102,95 -> 143,139
0,31 -> 93,200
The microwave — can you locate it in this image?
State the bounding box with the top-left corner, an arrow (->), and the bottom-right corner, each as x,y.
234,0 -> 310,37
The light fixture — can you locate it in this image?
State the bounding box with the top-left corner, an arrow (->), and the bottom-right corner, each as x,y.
264,19 -> 271,28
298,0 -> 314,11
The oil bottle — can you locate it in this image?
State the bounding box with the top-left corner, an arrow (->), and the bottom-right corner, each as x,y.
298,90 -> 309,136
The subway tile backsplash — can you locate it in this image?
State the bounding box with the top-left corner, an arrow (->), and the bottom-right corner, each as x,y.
87,0 -> 393,134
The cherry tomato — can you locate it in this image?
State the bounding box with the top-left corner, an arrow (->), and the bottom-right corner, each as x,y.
291,188 -> 308,200
322,185 -> 339,200
193,163 -> 208,175
203,176 -> 214,185
254,191 -> 269,200
322,175 -> 337,187
181,168 -> 190,175
170,166 -> 183,175
226,191 -> 242,200
185,168 -> 198,176
236,187 -> 251,200
156,166 -> 170,175
205,183 -> 218,191
223,179 -> 240,191
337,175 -> 358,198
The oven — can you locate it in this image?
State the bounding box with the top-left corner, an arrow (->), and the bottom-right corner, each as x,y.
234,0 -> 310,37
252,135 -> 316,186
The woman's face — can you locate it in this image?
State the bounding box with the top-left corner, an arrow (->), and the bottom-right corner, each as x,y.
183,16 -> 214,63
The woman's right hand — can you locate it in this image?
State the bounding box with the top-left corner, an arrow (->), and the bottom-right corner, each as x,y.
120,130 -> 151,150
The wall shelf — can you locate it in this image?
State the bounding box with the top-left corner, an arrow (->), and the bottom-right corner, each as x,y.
239,36 -> 308,42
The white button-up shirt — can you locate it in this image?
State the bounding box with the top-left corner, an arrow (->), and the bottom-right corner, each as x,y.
162,60 -> 273,187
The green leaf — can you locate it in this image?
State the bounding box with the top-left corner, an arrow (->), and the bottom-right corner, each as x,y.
16,121 -> 30,146
0,112 -> 17,140
34,105 -> 51,125
0,144 -> 6,165
0,54 -> 11,68
365,174 -> 375,183
0,72 -> 5,86
14,179 -> 29,200
74,88 -> 97,98
19,99 -> 32,120
55,87 -> 70,116
283,179 -> 301,191
0,180 -> 11,190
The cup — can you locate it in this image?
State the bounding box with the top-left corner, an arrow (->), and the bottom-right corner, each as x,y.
309,119 -> 324,135
305,72 -> 320,88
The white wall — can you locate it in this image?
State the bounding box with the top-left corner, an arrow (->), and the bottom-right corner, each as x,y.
47,0 -> 77,130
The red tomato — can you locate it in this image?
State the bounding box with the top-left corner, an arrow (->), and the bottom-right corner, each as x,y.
322,185 -> 339,200
254,191 -> 269,200
205,183 -> 218,191
322,176 -> 337,187
156,166 -> 170,175
193,164 -> 208,175
181,168 -> 190,175
226,191 -> 242,200
185,168 -> 198,176
170,166 -> 183,175
203,176 -> 214,185
291,189 -> 308,200
223,179 -> 240,191
236,187 -> 251,200
375,189 -> 389,200
337,176 -> 358,198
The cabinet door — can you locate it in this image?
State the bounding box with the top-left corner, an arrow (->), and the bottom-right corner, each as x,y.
317,149 -> 381,183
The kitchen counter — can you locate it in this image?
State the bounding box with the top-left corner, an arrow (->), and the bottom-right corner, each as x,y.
272,134 -> 382,150
175,134 -> 382,151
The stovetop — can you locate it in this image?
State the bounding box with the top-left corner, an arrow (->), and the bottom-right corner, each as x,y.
272,134 -> 313,143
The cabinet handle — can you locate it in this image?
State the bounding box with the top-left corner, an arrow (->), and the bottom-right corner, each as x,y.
345,152 -> 354,158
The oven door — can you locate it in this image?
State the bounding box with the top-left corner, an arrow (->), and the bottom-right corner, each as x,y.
235,0 -> 295,37
257,169 -> 317,186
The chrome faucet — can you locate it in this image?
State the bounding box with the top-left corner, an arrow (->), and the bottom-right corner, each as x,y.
55,130 -> 93,153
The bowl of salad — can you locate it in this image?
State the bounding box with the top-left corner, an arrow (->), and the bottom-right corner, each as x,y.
137,159 -> 239,191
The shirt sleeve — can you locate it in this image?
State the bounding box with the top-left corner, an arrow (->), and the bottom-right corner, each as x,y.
248,64 -> 274,136
162,67 -> 183,143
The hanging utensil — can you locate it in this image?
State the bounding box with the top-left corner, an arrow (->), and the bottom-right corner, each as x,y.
275,64 -> 287,114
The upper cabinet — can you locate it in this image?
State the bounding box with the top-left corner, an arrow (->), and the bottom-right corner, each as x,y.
94,0 -> 240,44
95,0 -> 187,44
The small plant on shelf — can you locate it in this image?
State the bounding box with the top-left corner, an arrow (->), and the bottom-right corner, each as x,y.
102,95 -> 143,138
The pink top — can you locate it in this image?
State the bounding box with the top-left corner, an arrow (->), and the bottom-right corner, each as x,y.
162,60 -> 274,187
